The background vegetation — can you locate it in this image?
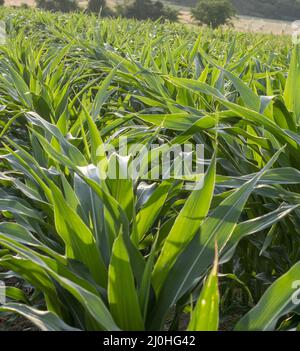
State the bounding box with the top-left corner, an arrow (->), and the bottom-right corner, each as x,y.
116,0 -> 178,21
36,0 -> 79,12
192,0 -> 236,28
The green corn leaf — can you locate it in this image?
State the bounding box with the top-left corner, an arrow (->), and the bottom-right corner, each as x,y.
235,261 -> 300,331
0,304 -> 79,331
0,233 -> 119,331
220,204 -> 300,264
188,244 -> 219,331
153,154 -> 216,294
136,181 -> 172,240
283,45 -> 300,121
108,234 -> 144,331
48,180 -> 108,287
222,68 -> 261,111
150,148 -> 282,329
138,113 -> 201,131
91,66 -> 117,119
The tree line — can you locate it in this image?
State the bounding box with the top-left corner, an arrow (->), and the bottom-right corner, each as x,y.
29,0 -> 179,21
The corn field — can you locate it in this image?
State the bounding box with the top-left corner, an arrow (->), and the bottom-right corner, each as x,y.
0,7 -> 300,331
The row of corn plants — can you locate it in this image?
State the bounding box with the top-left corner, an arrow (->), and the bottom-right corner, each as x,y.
1,8 -> 300,331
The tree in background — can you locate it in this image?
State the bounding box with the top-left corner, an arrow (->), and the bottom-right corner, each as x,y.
0,0 -> 4,6
192,0 -> 236,28
117,0 -> 178,22
36,0 -> 79,12
87,0 -> 113,16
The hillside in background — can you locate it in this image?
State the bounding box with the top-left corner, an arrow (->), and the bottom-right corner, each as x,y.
169,0 -> 300,21
4,0 -> 300,21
